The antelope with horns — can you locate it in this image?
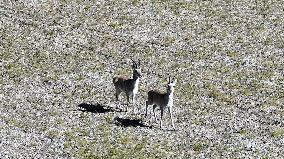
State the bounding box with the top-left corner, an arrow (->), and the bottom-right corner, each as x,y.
145,77 -> 177,130
113,60 -> 141,113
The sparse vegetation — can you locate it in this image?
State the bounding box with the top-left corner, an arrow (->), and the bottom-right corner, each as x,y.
1,0 -> 284,158
193,140 -> 209,152
271,129 -> 284,138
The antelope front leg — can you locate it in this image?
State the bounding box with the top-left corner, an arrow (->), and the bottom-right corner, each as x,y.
145,101 -> 149,118
132,94 -> 136,114
153,104 -> 157,123
160,107 -> 164,129
115,89 -> 122,110
115,89 -> 121,101
125,94 -> 130,112
168,106 -> 175,130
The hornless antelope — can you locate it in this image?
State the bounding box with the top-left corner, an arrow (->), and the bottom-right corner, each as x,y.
113,60 -> 141,112
145,77 -> 177,129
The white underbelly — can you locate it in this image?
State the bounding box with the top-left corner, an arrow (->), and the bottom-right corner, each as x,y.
167,94 -> 173,106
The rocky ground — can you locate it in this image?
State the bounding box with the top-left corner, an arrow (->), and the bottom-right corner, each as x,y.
1,0 -> 284,158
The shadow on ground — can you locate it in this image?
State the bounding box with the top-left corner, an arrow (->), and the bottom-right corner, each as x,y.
78,103 -> 121,113
114,116 -> 152,128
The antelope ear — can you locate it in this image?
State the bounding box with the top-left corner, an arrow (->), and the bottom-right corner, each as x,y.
168,76 -> 171,84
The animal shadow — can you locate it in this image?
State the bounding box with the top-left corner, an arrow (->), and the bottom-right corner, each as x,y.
78,103 -> 119,114
114,117 -> 152,128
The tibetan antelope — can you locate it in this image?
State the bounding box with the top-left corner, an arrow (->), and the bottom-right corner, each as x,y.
145,77 -> 177,129
113,60 -> 141,113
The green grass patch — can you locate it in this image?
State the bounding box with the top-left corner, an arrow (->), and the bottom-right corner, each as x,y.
271,129 -> 284,138
193,140 -> 209,152
238,129 -> 248,136
47,130 -> 60,139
